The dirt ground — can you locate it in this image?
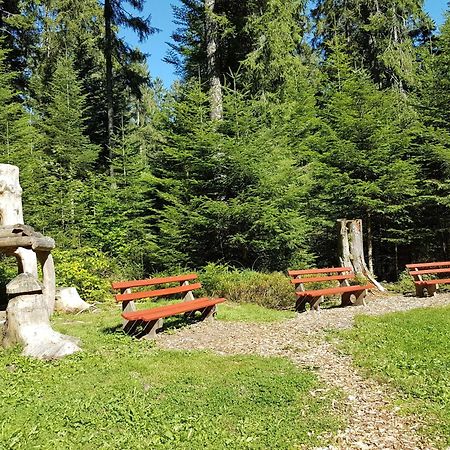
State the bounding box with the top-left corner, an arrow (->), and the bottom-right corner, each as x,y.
158,292 -> 450,450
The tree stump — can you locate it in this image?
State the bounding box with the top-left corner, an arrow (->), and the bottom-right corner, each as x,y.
3,273 -> 81,359
338,219 -> 385,291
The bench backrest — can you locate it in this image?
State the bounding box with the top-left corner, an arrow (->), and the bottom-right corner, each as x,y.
406,262 -> 450,280
112,273 -> 201,303
288,267 -> 355,290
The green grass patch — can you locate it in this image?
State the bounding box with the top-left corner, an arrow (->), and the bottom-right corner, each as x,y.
217,302 -> 295,322
0,308 -> 341,449
339,306 -> 450,446
117,300 -> 295,327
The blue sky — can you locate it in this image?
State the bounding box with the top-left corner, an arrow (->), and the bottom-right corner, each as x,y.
121,0 -> 447,88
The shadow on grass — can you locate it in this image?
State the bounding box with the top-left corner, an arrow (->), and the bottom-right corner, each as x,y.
101,312 -> 206,338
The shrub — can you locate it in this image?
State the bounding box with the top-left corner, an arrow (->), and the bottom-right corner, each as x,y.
53,247 -> 119,303
200,263 -> 293,310
386,270 -> 415,294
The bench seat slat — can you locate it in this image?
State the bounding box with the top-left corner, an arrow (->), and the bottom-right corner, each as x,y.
122,297 -> 226,321
415,278 -> 450,286
288,267 -> 352,276
116,282 -> 202,302
112,273 -> 198,290
291,274 -> 355,284
406,261 -> 450,270
409,268 -> 450,276
296,284 -> 374,297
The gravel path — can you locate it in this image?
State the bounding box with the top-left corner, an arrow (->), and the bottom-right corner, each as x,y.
157,292 -> 450,449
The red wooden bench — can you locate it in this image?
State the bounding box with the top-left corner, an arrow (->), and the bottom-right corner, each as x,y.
288,267 -> 374,311
112,273 -> 225,339
406,261 -> 450,297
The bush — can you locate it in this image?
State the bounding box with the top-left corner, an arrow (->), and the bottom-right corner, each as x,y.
386,270 -> 415,294
200,263 -> 293,310
53,247 -> 120,303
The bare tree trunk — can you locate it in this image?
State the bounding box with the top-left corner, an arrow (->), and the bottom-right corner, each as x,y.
205,0 -> 223,121
104,0 -> 115,178
367,214 -> 374,274
338,219 -> 385,291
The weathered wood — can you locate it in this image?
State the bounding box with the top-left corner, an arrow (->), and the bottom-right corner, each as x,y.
3,273 -> 81,359
0,224 -> 42,237
13,247 -> 38,277
337,219 -> 386,292
36,251 -> 56,316
115,282 -> 202,302
0,164 -> 24,225
55,287 -> 92,313
112,273 -> 198,290
0,235 -> 55,250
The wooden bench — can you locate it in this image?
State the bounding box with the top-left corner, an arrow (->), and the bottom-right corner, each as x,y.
406,261 -> 450,297
112,273 -> 225,339
288,267 -> 374,311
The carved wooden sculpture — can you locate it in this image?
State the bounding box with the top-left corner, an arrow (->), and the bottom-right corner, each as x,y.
0,164 -> 80,359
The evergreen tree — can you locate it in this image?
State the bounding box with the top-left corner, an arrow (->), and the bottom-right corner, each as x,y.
312,0 -> 434,90
40,56 -> 99,177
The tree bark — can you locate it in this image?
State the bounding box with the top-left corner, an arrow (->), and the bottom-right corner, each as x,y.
338,219 -> 385,291
0,164 -> 24,225
0,165 -> 38,275
367,214 -> 374,274
104,0 -> 115,178
205,0 -> 223,121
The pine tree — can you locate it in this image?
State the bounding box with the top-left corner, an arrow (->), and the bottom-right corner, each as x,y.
312,0 -> 434,90
40,56 -> 99,177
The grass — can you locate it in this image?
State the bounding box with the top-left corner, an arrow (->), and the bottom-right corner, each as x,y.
339,305 -> 450,447
0,306 -> 340,449
215,301 -> 295,322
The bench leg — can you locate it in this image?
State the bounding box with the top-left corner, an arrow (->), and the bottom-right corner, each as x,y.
353,289 -> 367,306
415,285 -> 425,297
200,305 -> 216,321
296,296 -> 322,312
295,297 -> 308,312
341,290 -> 366,307
122,300 -> 137,330
123,319 -> 140,335
139,318 -> 164,340
425,284 -> 437,297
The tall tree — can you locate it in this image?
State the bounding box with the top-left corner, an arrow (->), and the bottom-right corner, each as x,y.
205,0 -> 223,120
103,0 -> 155,177
312,0 -> 434,90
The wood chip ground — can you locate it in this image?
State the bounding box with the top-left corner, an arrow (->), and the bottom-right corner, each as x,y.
158,292 -> 450,449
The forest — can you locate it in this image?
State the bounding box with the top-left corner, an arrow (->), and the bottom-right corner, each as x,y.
0,0 -> 449,286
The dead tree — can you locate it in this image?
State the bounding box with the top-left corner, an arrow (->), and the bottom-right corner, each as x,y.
338,219 -> 385,292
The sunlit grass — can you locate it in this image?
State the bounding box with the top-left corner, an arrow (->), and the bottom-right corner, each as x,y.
0,307 -> 340,449
339,305 -> 450,447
